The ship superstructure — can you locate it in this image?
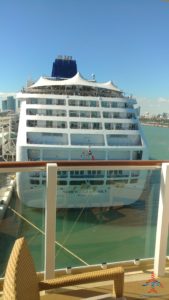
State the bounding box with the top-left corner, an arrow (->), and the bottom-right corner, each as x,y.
16,56 -> 148,208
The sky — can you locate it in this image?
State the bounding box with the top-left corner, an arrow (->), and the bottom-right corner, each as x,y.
0,0 -> 169,114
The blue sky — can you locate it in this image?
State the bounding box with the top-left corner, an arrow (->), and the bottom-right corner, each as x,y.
0,0 -> 169,114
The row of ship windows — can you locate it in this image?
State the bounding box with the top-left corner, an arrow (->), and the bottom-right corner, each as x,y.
30,170 -> 139,178
30,170 -> 105,178
27,109 -> 135,119
30,178 -> 138,186
27,120 -> 138,130
26,98 -> 134,109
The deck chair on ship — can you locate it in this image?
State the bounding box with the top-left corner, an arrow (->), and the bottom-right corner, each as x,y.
3,237 -> 125,299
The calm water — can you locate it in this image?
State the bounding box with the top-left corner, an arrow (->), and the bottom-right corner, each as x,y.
143,125 -> 169,160
0,125 -> 169,275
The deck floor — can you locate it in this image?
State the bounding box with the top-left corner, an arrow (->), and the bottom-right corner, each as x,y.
39,269 -> 169,300
1,269 -> 169,299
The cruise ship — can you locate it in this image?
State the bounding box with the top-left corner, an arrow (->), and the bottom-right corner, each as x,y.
16,56 -> 148,208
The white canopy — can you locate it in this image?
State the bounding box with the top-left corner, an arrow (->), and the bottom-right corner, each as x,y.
30,72 -> 121,92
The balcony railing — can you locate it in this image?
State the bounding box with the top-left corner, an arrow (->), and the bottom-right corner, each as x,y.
0,160 -> 169,282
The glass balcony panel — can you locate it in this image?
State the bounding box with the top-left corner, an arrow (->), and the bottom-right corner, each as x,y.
0,171 -> 45,277
55,168 -> 160,269
0,165 -> 162,277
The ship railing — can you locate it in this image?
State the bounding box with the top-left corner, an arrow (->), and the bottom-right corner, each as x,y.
0,160 -> 169,281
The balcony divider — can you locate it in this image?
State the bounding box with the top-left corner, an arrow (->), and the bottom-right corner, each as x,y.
154,163 -> 169,276
45,163 -> 57,279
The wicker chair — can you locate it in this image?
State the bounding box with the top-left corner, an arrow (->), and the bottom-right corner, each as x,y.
3,237 -> 125,299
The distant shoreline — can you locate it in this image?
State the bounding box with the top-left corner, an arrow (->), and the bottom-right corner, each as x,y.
141,122 -> 169,128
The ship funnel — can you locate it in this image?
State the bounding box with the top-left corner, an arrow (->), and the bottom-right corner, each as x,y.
51,55 -> 77,79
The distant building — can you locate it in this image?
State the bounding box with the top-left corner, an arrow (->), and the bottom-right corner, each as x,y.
2,96 -> 16,112
0,94 -> 20,113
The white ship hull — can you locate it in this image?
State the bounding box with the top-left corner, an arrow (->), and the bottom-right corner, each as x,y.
16,171 -> 147,208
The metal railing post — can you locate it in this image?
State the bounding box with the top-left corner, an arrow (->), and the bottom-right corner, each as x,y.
45,163 -> 57,279
154,163 -> 169,276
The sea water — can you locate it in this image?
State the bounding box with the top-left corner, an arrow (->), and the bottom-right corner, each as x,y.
143,125 -> 169,160
0,125 -> 169,275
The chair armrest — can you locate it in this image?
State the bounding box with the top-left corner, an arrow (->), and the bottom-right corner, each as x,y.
39,267 -> 124,298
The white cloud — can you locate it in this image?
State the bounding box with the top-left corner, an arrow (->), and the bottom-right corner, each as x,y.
157,97 -> 169,103
0,92 -> 16,97
136,96 -> 169,115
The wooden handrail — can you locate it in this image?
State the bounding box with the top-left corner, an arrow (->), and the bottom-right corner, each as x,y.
0,160 -> 168,169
